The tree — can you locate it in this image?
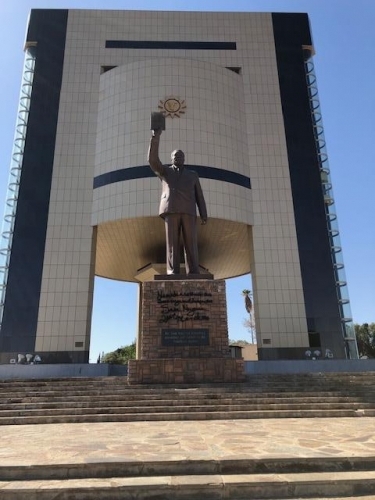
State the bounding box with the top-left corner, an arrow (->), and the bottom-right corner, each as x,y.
242,289 -> 253,314
243,317 -> 256,342
242,289 -> 256,344
229,339 -> 250,346
355,323 -> 375,358
101,342 -> 136,365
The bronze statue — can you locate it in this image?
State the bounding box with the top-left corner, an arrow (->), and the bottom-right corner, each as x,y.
148,129 -> 207,275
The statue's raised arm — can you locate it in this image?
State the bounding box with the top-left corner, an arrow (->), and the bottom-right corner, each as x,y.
148,129 -> 164,177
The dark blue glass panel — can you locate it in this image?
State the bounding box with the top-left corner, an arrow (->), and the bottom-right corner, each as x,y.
272,13 -> 345,358
93,165 -> 251,190
105,40 -> 236,50
0,10 -> 68,355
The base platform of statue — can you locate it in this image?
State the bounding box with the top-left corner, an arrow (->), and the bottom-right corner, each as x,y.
127,357 -> 244,384
128,278 -> 245,384
154,272 -> 213,281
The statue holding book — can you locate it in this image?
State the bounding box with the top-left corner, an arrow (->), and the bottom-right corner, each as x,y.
148,113 -> 207,275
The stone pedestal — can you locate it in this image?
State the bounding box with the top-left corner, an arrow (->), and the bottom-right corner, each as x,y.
128,279 -> 245,384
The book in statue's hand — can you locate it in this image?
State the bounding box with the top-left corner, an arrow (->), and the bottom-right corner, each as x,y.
150,111 -> 166,131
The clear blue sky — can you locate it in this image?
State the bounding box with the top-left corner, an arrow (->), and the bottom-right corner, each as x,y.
0,0 -> 374,361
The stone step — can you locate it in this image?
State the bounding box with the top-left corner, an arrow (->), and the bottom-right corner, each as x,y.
1,390 -> 350,398
0,396 -> 371,410
1,456 -> 374,481
0,392 -> 372,402
0,408 -> 373,425
0,470 -> 374,499
2,388 -> 374,399
1,373 -> 375,385
0,401 -> 374,418
1,375 -> 375,391
1,377 -> 374,386
2,381 -> 370,390
3,388 -> 374,397
0,387 -> 375,400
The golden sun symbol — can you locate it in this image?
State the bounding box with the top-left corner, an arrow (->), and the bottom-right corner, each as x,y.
158,97 -> 186,118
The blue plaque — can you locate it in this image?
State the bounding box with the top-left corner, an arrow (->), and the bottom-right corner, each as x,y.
162,329 -> 209,346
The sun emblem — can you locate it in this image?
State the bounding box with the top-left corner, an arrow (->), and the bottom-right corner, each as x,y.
158,97 -> 186,118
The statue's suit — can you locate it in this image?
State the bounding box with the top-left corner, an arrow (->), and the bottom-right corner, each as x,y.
148,135 -> 207,275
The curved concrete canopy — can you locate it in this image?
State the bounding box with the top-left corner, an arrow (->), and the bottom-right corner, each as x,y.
95,217 -> 252,282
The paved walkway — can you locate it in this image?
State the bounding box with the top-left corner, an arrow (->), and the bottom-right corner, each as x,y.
0,417 -> 374,467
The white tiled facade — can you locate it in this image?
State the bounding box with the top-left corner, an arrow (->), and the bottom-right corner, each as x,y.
32,10 -> 309,356
94,58 -> 251,226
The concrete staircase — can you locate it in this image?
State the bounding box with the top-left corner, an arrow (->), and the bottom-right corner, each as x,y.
1,455 -> 375,499
0,372 -> 375,425
1,372 -> 375,498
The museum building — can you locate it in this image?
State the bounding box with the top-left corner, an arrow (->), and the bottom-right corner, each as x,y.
0,9 -> 358,363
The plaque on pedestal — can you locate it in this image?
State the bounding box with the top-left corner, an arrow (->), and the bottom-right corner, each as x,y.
128,278 -> 245,384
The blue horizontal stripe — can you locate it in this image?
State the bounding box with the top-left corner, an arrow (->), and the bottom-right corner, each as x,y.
93,165 -> 251,190
105,40 -> 236,50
